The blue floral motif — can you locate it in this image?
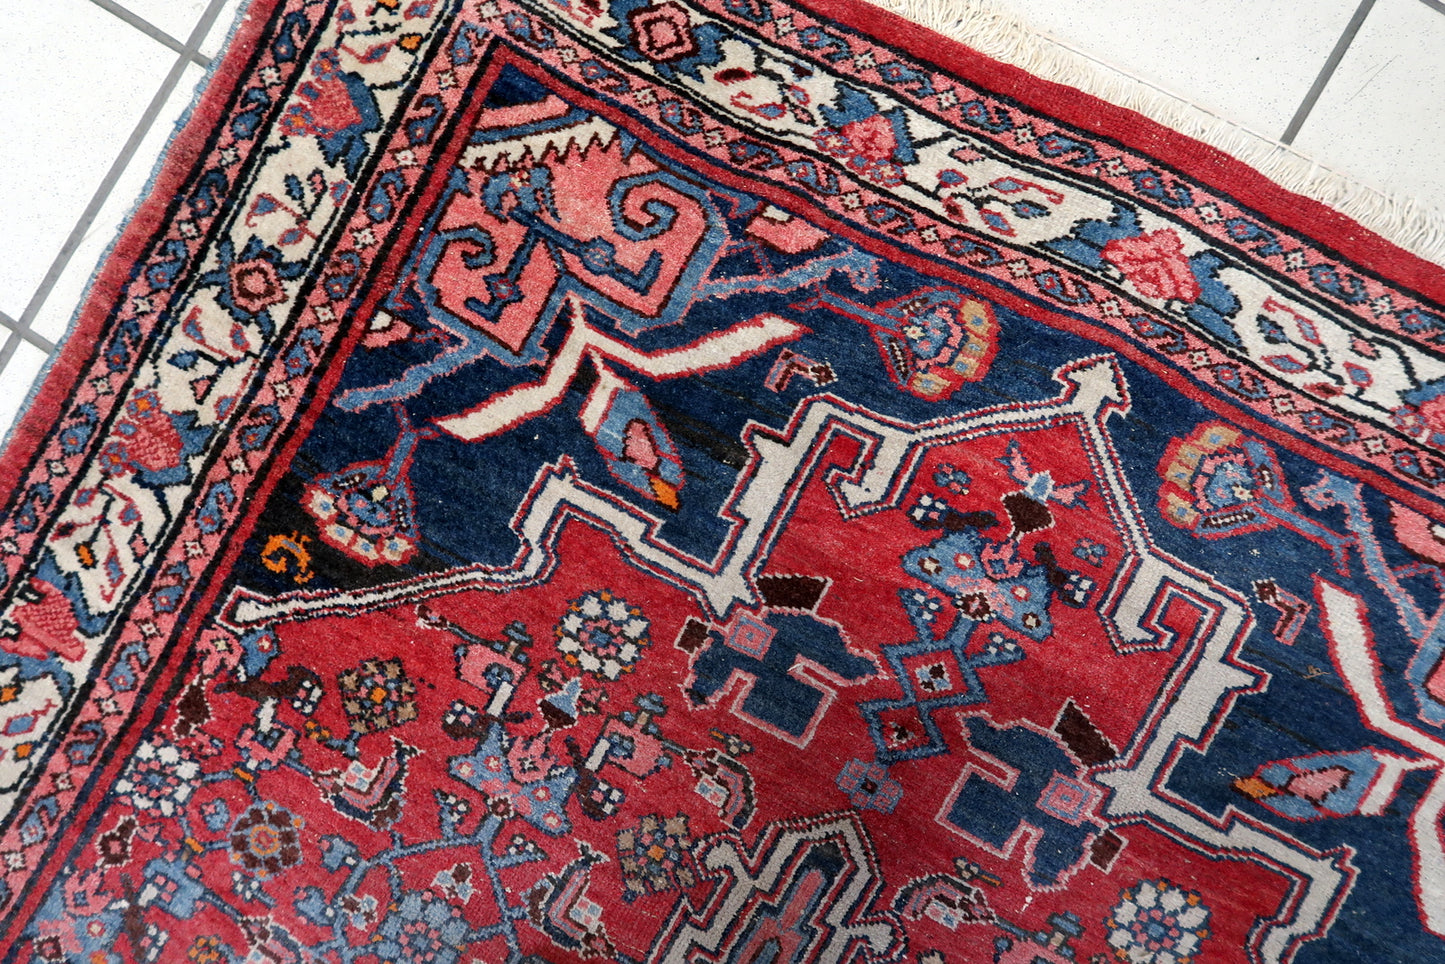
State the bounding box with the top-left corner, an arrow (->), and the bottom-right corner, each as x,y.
449,722 -> 576,835
279,49 -> 383,178
372,891 -> 470,964
194,236 -> 307,337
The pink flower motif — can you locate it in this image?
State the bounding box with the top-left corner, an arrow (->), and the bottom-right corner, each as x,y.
1418,394 -> 1445,440
1391,502 -> 1445,567
285,77 -> 363,136
1102,229 -> 1201,303
3,579 -> 86,661
112,391 -> 185,473
840,113 -> 897,162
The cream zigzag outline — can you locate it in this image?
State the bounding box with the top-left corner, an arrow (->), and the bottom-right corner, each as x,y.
222,355 -> 1351,962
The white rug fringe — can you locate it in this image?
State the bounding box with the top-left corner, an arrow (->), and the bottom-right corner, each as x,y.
873,0 -> 1445,268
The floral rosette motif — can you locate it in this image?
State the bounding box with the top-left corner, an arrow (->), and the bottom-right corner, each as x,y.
616,812 -> 696,899
114,740 -> 201,817
1105,878 -> 1212,964
229,801 -> 304,878
554,590 -> 650,680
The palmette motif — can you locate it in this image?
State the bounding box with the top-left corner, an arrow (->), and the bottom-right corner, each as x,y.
1,0 -> 1445,961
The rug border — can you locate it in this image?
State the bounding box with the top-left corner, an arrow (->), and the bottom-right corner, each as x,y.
800,0 -> 1445,300
0,0 -> 1440,955
5,0 -> 1445,499
0,0 -> 286,502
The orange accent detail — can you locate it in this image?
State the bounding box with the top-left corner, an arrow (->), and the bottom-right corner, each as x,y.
1232,775 -> 1279,800
650,476 -> 680,510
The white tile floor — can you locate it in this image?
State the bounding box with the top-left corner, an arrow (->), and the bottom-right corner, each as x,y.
0,0 -> 245,443
0,0 -> 1442,444
987,0 -> 1445,210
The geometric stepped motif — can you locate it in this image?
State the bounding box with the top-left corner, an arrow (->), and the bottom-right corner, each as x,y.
2,0 -> 1445,962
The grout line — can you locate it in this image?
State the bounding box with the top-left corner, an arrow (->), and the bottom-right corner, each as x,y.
0,331 -> 22,387
1421,0 -> 1445,14
0,313 -> 56,355
1280,0 -> 1376,145
87,0 -> 213,69
17,0 -> 235,335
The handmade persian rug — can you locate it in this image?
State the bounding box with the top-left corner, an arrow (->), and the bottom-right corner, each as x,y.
5,0 -> 1445,961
